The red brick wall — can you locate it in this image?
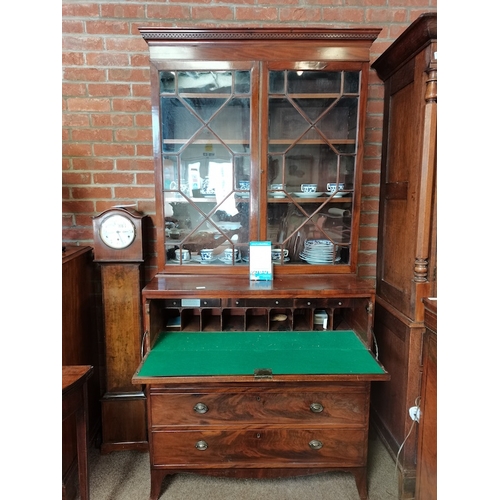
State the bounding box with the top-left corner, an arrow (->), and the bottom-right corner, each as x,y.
62,0 -> 437,281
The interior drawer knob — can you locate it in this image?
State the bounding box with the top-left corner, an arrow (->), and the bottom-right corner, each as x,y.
309,439 -> 323,450
310,402 -> 324,413
193,402 -> 208,414
195,440 -> 208,451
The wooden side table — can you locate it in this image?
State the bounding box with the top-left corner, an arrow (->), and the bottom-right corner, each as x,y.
63,366 -> 94,500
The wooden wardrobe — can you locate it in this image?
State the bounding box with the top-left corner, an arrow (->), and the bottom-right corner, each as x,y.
370,13 -> 437,499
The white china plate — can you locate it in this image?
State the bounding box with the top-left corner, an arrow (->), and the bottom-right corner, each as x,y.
301,253 -> 333,260
219,256 -> 242,264
292,192 -> 324,198
169,258 -> 193,264
272,257 -> 290,263
327,191 -> 350,198
304,239 -> 333,246
300,255 -> 333,262
269,192 -> 286,198
192,256 -> 218,264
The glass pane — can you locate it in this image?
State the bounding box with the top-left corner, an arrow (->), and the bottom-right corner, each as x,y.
159,71 -> 176,93
210,98 -> 251,153
269,71 -> 285,94
161,97 -> 202,153
183,97 -> 229,123
269,99 -> 309,141
288,71 -> 342,94
178,71 -> 233,93
162,156 -> 179,191
235,71 -> 251,94
344,72 -> 360,94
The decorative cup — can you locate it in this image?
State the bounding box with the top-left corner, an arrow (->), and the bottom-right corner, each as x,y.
239,180 -> 250,190
200,248 -> 214,261
301,183 -> 317,193
271,248 -> 289,261
270,183 -> 285,190
175,248 -> 191,261
326,182 -> 345,192
224,248 -> 240,261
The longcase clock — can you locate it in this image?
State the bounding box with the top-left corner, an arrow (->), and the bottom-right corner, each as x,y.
92,207 -> 149,453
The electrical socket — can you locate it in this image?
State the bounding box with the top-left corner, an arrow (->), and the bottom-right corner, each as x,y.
409,406 -> 421,422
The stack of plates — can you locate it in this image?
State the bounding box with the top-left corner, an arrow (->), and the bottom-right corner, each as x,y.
299,239 -> 335,264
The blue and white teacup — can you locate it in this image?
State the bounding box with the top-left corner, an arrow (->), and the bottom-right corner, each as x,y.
301,183 -> 317,193
224,248 -> 240,261
174,248 -> 191,261
271,248 -> 289,261
326,182 -> 345,192
200,248 -> 214,261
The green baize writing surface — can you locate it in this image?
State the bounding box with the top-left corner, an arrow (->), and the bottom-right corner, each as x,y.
137,330 -> 385,377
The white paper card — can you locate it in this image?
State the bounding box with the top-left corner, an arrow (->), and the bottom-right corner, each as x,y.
249,241 -> 273,281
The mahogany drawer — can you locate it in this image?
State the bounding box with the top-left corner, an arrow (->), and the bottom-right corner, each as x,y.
151,428 -> 366,467
149,390 -> 368,427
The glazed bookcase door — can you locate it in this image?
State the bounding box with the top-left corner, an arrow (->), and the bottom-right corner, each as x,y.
262,62 -> 365,272
152,62 -> 260,271
144,31 -> 373,276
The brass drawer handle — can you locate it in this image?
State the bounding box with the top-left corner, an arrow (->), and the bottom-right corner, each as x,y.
195,440 -> 208,451
309,439 -> 323,450
310,402 -> 324,413
193,402 -> 208,414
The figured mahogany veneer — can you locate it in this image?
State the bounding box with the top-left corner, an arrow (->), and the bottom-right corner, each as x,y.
141,380 -> 381,500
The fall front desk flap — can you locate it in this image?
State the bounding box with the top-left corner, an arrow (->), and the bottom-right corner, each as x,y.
136,330 -> 388,378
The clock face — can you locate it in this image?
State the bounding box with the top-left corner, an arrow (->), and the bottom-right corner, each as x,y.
99,214 -> 136,249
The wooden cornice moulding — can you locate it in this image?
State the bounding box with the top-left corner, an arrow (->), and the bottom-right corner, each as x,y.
371,12 -> 437,81
138,27 -> 382,42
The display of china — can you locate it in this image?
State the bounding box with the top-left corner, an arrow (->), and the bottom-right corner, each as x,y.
271,248 -> 289,261
239,180 -> 250,190
200,248 -> 214,261
223,247 -> 240,262
301,183 -> 317,193
174,248 -> 191,261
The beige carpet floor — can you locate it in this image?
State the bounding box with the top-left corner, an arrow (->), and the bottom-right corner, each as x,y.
82,431 -> 398,500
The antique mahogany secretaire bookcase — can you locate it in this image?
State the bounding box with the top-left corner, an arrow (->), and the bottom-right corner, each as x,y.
131,27 -> 390,500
